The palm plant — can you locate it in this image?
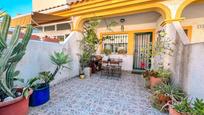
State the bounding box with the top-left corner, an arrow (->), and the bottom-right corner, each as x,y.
0,14 -> 32,98
80,51 -> 92,71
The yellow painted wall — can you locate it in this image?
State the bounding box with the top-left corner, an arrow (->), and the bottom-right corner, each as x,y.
96,12 -> 159,55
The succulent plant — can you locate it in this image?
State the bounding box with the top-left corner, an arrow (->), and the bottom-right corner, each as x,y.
191,98 -> 204,115
0,14 -> 32,98
153,83 -> 185,102
173,98 -> 192,113
28,51 -> 70,89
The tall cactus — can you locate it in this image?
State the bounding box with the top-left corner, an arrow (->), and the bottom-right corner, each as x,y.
0,14 -> 33,98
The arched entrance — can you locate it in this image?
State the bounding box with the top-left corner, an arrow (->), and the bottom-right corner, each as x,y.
66,1 -> 172,72
71,2 -> 172,31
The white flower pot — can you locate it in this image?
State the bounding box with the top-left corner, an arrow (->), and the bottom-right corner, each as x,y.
80,74 -> 85,79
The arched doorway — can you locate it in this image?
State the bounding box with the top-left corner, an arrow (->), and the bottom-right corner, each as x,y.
177,0 -> 204,43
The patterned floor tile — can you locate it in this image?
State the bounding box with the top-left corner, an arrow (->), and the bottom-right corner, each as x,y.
29,72 -> 167,115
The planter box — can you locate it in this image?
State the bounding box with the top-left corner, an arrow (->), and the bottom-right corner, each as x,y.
0,89 -> 33,115
29,84 -> 50,106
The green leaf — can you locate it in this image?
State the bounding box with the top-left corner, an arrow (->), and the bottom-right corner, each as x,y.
13,76 -> 24,83
23,87 -> 29,99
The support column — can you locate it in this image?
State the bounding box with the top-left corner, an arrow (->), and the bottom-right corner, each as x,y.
71,16 -> 84,32
62,31 -> 83,77
165,21 -> 190,87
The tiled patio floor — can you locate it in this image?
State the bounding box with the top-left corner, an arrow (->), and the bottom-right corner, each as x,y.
29,72 -> 166,115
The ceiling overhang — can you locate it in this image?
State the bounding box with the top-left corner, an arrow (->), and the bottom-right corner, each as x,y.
11,12 -> 69,27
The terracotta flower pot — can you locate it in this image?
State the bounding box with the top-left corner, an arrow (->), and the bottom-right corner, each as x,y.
169,107 -> 182,115
150,76 -> 162,88
0,89 -> 33,115
158,94 -> 171,103
159,94 -> 171,102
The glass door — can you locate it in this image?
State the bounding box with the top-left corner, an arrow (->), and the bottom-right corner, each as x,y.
133,32 -> 152,72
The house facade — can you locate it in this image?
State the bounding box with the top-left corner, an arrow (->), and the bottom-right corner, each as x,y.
12,0 -> 204,99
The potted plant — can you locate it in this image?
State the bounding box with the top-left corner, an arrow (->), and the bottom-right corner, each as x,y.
168,98 -> 191,115
168,98 -> 204,115
150,67 -> 171,88
141,29 -> 174,88
79,51 -> 92,79
79,19 -> 101,78
152,83 -> 185,112
103,48 -> 112,61
28,51 -> 70,106
0,14 -> 33,115
118,47 -> 127,55
142,70 -> 157,89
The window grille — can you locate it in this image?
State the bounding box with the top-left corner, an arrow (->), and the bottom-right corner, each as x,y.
57,23 -> 71,30
102,34 -> 128,54
44,25 -> 55,31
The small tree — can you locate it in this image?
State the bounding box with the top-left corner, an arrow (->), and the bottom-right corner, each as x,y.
79,17 -> 118,74
79,18 -> 101,73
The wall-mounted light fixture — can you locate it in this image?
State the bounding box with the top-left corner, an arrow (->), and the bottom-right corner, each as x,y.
120,18 -> 125,32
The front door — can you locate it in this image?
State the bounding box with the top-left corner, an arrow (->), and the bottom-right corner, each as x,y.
133,32 -> 152,72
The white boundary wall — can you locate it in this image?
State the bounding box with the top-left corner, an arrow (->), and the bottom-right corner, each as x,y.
16,31 -> 82,86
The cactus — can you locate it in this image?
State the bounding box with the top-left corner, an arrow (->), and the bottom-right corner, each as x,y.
0,14 -> 33,98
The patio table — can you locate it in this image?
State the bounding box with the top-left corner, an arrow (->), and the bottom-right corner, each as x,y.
101,59 -> 122,77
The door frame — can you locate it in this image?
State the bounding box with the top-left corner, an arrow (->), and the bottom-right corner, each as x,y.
132,30 -> 155,73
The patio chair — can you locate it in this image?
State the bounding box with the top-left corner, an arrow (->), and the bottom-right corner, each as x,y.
109,59 -> 122,78
110,65 -> 122,78
101,65 -> 110,77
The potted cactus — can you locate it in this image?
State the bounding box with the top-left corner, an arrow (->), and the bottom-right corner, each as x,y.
0,14 -> 33,115
28,51 -> 70,106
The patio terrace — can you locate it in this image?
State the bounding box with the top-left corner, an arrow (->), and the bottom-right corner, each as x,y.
29,72 -> 166,115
